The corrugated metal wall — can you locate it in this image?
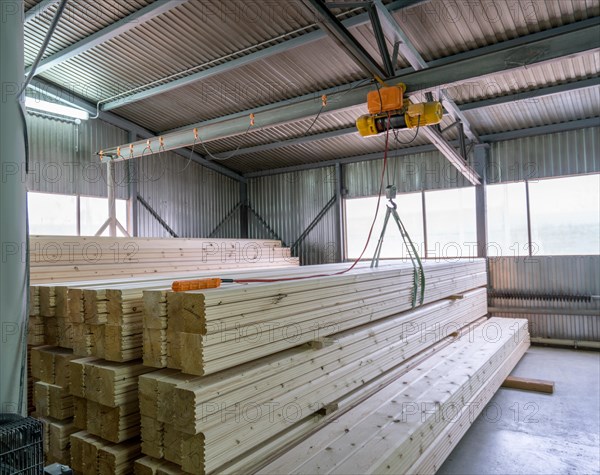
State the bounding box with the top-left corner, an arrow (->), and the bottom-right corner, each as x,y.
26,114 -> 129,198
344,126 -> 600,197
26,114 -> 241,238
489,126 -> 600,183
345,150 -> 474,198
137,150 -> 241,238
248,168 -> 338,265
488,256 -> 600,342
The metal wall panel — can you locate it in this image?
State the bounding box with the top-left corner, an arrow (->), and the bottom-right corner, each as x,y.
248,168 -> 338,265
345,127 -> 600,198
488,256 -> 600,342
137,150 -> 240,238
344,150 -> 474,198
488,126 -> 600,183
26,113 -> 129,198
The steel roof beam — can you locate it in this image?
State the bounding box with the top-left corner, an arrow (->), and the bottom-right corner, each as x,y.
215,78 -> 597,157
440,89 -> 480,143
243,117 -> 600,178
419,126 -> 480,184
98,19 -> 600,161
27,77 -> 245,182
25,0 -> 189,76
460,77 -> 600,110
100,0 -> 427,111
24,0 -> 60,24
212,127 -> 357,159
372,0 -> 427,70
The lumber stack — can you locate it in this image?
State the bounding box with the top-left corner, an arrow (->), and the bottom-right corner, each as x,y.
137,260 -> 488,474
30,346 -> 78,465
259,317 -> 530,475
67,357 -> 155,474
152,260 -> 487,376
30,236 -> 297,283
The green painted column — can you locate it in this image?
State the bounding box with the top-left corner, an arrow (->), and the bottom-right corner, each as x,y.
0,0 -> 28,415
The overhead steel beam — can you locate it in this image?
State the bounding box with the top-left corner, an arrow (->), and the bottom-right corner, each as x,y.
440,89 -> 480,143
243,117 -> 600,178
212,78 -> 597,157
101,0 -> 426,111
299,0 -> 387,79
460,77 -> 600,111
25,0 -> 188,76
419,127 -> 480,184
372,0 -> 427,70
213,127 -> 357,158
481,116 -> 600,142
27,77 -> 245,182
24,0 -> 60,24
367,3 -> 395,77
99,19 -> 600,162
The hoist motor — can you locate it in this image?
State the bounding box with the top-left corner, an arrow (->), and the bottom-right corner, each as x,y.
356,83 -> 443,137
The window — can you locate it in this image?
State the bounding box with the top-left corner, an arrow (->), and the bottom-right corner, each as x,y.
425,187 -> 476,259
27,192 -> 129,236
486,182 -> 529,257
28,192 -> 77,235
80,196 -> 128,237
345,192 -> 425,260
528,174 -> 600,255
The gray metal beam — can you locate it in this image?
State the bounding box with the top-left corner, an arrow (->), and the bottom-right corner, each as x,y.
243,116 -> 600,178
100,18 -> 599,161
24,0 -> 59,24
419,127 -> 480,184
460,77 -> 600,111
473,144 -> 489,258
214,127 -> 357,158
440,89 -> 480,143
1,0 -> 28,415
210,78 -> 599,159
27,77 -> 246,182
101,0 -> 425,111
302,0 -> 387,79
368,3 -> 395,77
372,0 -> 427,70
25,0 -> 188,76
481,117 -> 600,142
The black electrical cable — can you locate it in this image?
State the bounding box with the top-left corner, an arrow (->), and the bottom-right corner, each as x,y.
393,115 -> 421,145
199,123 -> 253,161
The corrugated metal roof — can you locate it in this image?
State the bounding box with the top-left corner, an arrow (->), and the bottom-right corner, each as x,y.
24,0 -> 152,65
26,0 -> 600,172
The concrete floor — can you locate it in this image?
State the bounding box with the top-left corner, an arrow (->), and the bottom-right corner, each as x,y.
438,346 -> 600,475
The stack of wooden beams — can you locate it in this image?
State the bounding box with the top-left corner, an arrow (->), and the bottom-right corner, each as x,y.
137,260 -> 489,474
68,357 -> 155,474
153,260 -> 486,376
26,236 -> 297,469
259,317 -> 530,475
30,236 -> 297,284
30,346 -> 78,465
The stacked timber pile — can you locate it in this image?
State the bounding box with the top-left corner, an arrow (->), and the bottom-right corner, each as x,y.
260,317 -> 530,475
26,236 -> 298,469
28,236 -> 297,346
30,346 -> 78,465
29,236 -> 297,284
136,259 -> 496,474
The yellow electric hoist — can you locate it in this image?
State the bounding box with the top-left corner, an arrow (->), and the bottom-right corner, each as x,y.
356,83 -> 443,137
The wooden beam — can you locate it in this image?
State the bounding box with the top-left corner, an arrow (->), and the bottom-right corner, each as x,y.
502,375 -> 555,394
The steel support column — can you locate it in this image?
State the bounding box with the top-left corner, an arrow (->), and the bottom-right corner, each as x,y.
128,131 -> 139,237
473,144 -> 489,258
0,0 -> 27,415
240,182 -> 249,239
335,163 -> 346,262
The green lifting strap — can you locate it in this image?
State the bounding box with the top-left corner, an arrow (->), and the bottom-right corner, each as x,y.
370,185 -> 425,308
